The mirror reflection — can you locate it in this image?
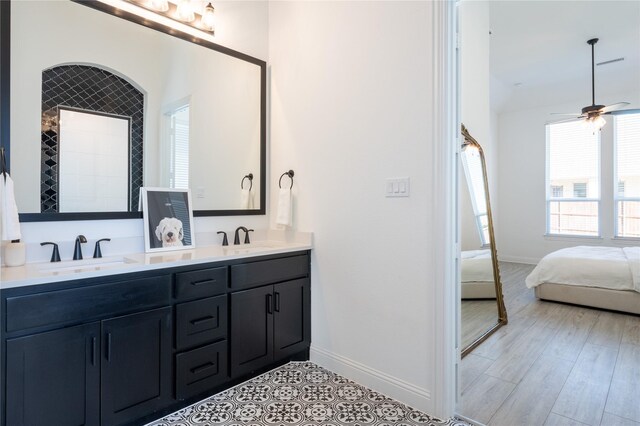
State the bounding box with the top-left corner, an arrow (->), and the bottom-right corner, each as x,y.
460,125 -> 507,355
10,0 -> 263,216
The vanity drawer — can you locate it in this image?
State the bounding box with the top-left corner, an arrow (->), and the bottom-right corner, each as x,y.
176,340 -> 228,400
230,254 -> 309,290
5,275 -> 171,333
176,295 -> 227,350
175,267 -> 228,301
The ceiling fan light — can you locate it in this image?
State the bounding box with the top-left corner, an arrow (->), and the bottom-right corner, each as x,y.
585,115 -> 606,132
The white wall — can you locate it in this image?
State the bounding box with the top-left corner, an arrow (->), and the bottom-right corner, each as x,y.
6,0 -> 270,258
496,92 -> 640,263
269,1 -> 437,412
459,1 -> 499,251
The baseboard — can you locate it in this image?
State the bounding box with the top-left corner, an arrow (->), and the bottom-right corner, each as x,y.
310,345 -> 433,414
499,255 -> 539,265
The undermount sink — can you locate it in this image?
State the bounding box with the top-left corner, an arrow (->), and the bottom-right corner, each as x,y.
37,256 -> 136,274
222,243 -> 280,256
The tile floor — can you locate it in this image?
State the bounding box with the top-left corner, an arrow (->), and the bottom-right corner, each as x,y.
148,361 -> 470,426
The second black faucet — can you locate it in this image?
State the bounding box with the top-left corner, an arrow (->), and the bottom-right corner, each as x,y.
233,227 -> 254,245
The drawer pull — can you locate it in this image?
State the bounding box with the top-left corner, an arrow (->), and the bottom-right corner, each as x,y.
190,361 -> 215,374
190,315 -> 215,326
191,279 -> 216,287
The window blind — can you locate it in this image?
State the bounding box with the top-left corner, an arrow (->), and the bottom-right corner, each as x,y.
614,113 -> 640,237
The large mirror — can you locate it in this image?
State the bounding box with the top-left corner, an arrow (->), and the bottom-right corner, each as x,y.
460,124 -> 507,357
1,0 -> 265,221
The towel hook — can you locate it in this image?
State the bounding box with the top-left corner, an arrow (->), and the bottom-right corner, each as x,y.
241,173 -> 254,191
279,170 -> 294,190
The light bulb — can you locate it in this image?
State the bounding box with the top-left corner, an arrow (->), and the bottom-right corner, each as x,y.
176,0 -> 195,22
201,3 -> 215,31
148,0 -> 169,12
585,115 -> 606,133
593,115 -> 606,130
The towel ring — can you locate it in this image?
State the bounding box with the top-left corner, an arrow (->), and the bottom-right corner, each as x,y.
241,173 -> 253,191
279,170 -> 294,189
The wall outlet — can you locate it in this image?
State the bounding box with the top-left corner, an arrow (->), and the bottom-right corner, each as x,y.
385,177 -> 410,197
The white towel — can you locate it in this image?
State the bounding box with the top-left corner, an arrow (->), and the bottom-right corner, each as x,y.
241,188 -> 254,209
0,174 -> 21,241
276,188 -> 292,227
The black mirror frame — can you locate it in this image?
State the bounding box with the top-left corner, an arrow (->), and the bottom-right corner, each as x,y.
0,0 -> 266,222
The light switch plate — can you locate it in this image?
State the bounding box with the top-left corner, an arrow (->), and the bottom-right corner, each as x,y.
385,177 -> 410,197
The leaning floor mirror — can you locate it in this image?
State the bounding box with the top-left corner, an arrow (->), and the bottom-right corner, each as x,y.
460,124 -> 507,357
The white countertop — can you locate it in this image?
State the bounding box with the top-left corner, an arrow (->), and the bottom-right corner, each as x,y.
1,232 -> 312,290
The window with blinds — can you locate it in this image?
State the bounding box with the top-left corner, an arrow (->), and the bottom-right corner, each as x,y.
169,105 -> 190,190
614,113 -> 640,238
546,121 -> 600,236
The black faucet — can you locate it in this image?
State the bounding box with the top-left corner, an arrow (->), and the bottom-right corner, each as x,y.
40,242 -> 61,262
217,231 -> 229,246
93,238 -> 111,258
244,229 -> 254,244
73,235 -> 87,260
234,226 -> 248,245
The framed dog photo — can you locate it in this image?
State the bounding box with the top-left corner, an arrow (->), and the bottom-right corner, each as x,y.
141,188 -> 195,253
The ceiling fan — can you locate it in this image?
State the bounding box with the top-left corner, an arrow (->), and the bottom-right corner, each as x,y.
550,38 -> 639,131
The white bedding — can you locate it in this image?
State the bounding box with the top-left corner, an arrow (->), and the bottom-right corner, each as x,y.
525,246 -> 640,292
461,249 -> 494,282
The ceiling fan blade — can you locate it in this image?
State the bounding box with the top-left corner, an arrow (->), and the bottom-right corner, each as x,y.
601,102 -> 630,113
550,112 -> 582,116
548,117 -> 585,124
606,108 -> 640,116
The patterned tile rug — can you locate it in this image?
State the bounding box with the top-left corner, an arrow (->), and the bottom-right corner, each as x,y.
148,361 -> 470,426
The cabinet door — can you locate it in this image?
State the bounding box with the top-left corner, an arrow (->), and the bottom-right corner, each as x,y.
101,307 -> 171,426
274,278 -> 311,360
230,285 -> 274,378
5,323 -> 100,426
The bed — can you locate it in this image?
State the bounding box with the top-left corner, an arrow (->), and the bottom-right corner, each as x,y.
526,246 -> 640,314
461,249 -> 496,299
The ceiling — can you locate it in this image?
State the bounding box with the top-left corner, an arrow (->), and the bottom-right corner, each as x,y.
490,0 -> 640,113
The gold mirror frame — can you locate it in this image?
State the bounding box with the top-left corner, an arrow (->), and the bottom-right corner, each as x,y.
460,124 -> 508,358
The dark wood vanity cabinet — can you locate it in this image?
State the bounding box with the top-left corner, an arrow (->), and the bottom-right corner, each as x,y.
231,278 -> 311,378
5,322 -> 101,426
101,307 -> 172,426
1,250 -> 310,426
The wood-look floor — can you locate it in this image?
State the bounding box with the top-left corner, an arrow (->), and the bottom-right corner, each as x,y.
458,262 -> 640,426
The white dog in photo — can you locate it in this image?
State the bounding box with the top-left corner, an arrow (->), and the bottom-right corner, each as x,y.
155,217 -> 184,247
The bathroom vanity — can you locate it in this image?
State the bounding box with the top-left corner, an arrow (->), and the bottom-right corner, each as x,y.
0,247 -> 311,426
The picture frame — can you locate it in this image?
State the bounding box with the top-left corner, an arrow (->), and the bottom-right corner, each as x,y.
141,187 -> 195,253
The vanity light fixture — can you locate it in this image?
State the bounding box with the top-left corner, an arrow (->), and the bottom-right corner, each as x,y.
201,2 -> 215,32
123,0 -> 215,35
176,0 -> 195,23
148,0 -> 169,12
